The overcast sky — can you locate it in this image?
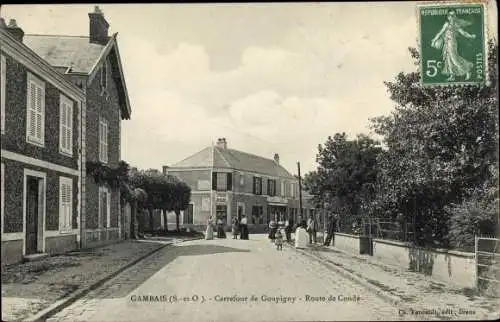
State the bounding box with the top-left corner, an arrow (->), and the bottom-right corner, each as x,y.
1,2 -> 497,175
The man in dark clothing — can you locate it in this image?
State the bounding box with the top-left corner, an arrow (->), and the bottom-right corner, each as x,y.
324,215 -> 337,246
285,218 -> 294,242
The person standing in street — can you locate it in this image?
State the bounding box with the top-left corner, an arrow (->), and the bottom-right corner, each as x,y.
285,218 -> 294,243
205,215 -> 214,240
231,217 -> 240,239
307,214 -> 318,244
216,217 -> 226,238
324,214 -> 337,246
240,215 -> 249,240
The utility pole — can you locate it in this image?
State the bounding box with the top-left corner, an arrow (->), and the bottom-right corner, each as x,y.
297,162 -> 303,218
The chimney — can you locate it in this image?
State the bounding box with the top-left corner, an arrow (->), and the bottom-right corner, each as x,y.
216,137 -> 227,149
88,6 -> 110,45
274,153 -> 280,164
4,19 -> 24,42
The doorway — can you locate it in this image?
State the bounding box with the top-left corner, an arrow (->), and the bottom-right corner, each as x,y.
25,176 -> 41,255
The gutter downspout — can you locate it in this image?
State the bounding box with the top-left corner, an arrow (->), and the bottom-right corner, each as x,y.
79,79 -> 86,250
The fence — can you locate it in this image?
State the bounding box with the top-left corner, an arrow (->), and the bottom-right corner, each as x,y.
475,235 -> 500,292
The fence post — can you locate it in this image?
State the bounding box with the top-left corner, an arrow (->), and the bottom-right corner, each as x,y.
474,235 -> 478,290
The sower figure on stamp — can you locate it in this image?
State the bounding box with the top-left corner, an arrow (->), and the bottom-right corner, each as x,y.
431,10 -> 476,81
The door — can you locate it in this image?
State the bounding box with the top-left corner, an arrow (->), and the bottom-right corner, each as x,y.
25,177 -> 39,255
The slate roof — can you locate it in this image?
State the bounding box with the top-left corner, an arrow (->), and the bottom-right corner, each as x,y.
170,146 -> 295,179
23,34 -> 107,74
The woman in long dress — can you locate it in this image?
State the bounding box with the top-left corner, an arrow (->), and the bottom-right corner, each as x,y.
240,215 -> 249,240
231,217 -> 240,239
205,216 -> 214,240
431,10 -> 476,81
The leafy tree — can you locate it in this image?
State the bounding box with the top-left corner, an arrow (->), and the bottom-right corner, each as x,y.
304,133 -> 382,229
370,41 -> 498,247
128,167 -> 191,233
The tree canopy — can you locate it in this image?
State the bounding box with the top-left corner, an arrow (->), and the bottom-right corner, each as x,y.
304,40 -> 498,249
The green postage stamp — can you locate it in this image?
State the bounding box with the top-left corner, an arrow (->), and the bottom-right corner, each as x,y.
418,2 -> 487,86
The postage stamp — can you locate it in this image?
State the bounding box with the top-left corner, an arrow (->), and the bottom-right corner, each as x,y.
418,2 -> 487,86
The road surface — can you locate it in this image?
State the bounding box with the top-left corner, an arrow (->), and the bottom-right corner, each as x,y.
46,235 -> 408,322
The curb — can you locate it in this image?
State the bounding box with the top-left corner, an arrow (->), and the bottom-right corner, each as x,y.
284,243 -> 405,307
24,242 -> 171,322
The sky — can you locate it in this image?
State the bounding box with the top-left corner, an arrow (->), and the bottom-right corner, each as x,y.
1,2 -> 497,175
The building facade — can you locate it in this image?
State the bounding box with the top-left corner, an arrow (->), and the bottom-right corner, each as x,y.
164,138 -> 317,233
0,23 -> 86,265
21,6 -> 132,248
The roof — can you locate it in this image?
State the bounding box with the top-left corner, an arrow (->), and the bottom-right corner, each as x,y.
169,146 -> 295,179
0,29 -> 85,101
23,34 -> 131,119
23,34 -> 105,74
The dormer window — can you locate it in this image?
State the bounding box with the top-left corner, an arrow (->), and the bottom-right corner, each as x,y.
100,61 -> 108,90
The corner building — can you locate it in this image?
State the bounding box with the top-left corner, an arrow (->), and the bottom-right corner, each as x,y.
163,138 -> 310,233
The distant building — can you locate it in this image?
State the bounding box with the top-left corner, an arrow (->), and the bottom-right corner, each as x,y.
163,138 -> 318,232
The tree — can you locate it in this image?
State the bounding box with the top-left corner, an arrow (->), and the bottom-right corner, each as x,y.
127,166 -> 192,233
370,41 -> 498,247
304,133 -> 382,229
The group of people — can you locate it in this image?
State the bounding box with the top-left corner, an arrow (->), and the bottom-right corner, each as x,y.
204,212 -> 339,248
204,215 -> 249,240
268,214 -> 338,249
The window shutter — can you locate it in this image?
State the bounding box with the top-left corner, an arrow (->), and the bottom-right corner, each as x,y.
28,82 -> 37,138
252,177 -> 256,194
1,55 -> 5,132
59,182 -> 64,231
66,102 -> 72,152
227,173 -> 232,191
104,122 -> 108,163
212,172 -> 217,190
35,86 -> 43,140
106,190 -> 111,228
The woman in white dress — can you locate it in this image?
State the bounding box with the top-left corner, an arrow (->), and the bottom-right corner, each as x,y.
205,216 -> 214,240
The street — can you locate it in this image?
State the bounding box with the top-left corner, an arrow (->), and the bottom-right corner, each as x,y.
46,235 -> 406,322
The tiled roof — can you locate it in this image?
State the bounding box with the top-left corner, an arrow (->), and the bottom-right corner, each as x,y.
23,34 -> 107,74
170,146 -> 295,179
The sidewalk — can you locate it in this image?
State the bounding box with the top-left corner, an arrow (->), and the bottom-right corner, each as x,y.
1,240 -> 170,321
293,242 -> 499,321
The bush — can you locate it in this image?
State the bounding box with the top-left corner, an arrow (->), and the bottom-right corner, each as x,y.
446,190 -> 499,250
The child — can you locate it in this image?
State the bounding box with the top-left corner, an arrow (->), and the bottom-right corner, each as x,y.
275,228 -> 284,251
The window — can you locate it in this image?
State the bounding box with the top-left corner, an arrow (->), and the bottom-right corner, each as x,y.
280,180 -> 285,197
290,183 -> 296,197
100,61 -> 108,89
253,177 -> 262,195
212,172 -> 232,191
59,95 -> 73,156
268,179 -> 276,197
1,55 -> 6,133
183,203 -> 194,224
252,205 -> 264,224
59,177 -> 73,232
99,118 -> 108,163
99,186 -> 111,228
239,172 -> 245,186
26,73 -> 45,146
